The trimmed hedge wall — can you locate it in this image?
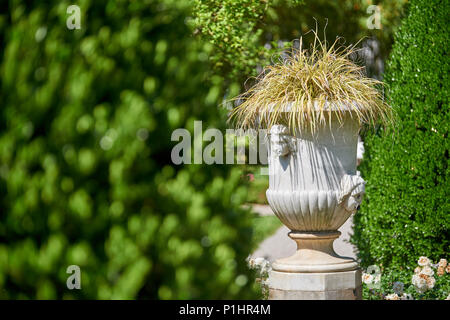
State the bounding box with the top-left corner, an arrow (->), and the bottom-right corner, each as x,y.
353,0 -> 449,269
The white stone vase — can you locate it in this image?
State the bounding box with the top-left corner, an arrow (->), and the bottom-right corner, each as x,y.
266,104 -> 365,273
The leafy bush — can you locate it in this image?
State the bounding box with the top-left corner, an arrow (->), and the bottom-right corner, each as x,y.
191,0 -> 407,80
190,0 -> 285,78
352,0 -> 449,272
0,1 -> 260,299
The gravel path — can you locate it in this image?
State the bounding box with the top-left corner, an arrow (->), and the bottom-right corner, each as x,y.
251,205 -> 358,262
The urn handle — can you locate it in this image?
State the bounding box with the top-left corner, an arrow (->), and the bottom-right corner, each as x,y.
269,124 -> 296,157
338,173 -> 366,213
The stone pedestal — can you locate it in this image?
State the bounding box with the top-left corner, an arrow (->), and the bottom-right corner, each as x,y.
272,231 -> 358,273
268,269 -> 362,300
264,107 -> 365,300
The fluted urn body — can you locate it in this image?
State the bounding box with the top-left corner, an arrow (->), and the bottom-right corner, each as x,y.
266,106 -> 365,272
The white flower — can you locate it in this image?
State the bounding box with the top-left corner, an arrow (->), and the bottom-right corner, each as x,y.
420,266 -> 434,276
249,257 -> 271,274
248,257 -> 263,268
393,281 -> 404,295
414,267 -> 422,274
253,257 -> 265,267
412,274 -> 428,294
438,259 -> 447,268
426,276 -> 436,289
418,256 -> 431,267
401,293 -> 414,300
260,260 -> 272,273
385,293 -> 400,300
411,274 -> 420,286
362,273 -> 373,284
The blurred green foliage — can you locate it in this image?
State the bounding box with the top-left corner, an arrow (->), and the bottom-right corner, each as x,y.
242,167 -> 269,205
251,215 -> 282,248
0,0 -> 261,299
353,0 -> 449,271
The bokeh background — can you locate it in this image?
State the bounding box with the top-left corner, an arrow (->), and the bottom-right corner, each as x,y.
1,0 -> 447,299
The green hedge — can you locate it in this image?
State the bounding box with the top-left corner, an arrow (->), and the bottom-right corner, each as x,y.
353,0 -> 449,270
0,1 -> 259,299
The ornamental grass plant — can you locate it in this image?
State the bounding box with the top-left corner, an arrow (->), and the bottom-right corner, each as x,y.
229,30 -> 393,133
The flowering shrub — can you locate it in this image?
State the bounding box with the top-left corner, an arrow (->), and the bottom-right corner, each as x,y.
248,257 -> 272,299
362,257 -> 450,300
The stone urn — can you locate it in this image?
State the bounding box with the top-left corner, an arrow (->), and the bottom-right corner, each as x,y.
266,104 -> 365,273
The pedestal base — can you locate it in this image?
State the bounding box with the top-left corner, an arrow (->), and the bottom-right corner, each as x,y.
268,269 -> 362,300
271,231 -> 358,273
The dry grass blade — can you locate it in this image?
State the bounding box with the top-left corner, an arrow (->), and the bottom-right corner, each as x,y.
228,30 -> 394,133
